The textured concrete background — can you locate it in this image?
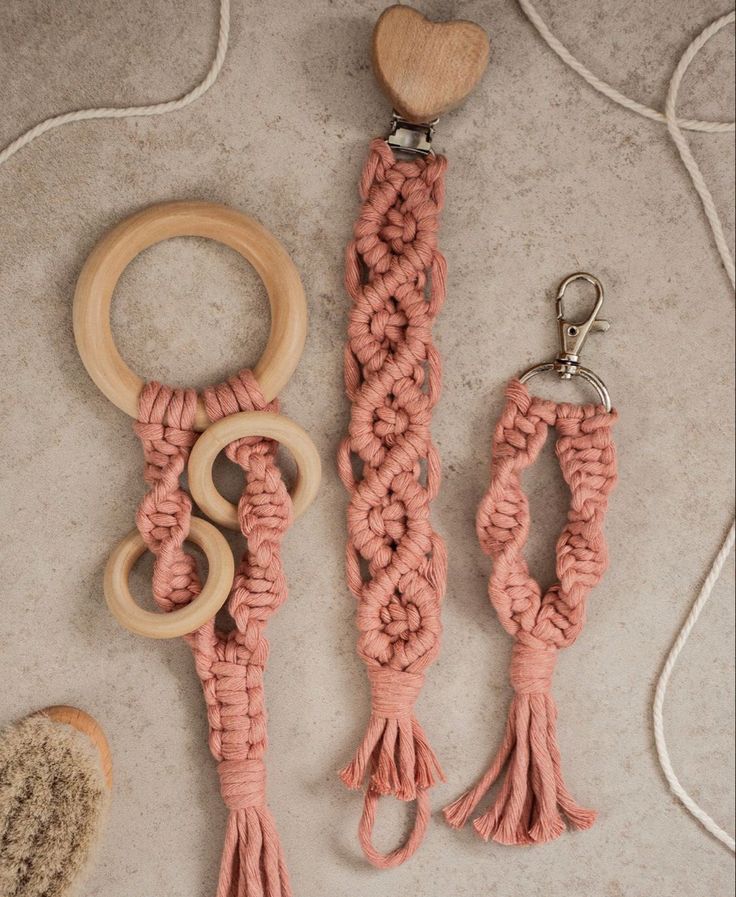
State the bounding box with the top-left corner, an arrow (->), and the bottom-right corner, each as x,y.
1,2 -> 734,895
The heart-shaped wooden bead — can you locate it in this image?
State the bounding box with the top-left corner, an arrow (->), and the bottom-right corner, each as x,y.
372,5 -> 490,124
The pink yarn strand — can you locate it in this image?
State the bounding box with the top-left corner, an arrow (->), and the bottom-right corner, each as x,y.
135,370 -> 292,896
340,139 -> 448,867
358,786 -> 432,869
444,379 -> 617,844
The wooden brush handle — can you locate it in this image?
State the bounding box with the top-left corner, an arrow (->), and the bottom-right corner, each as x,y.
41,706 -> 113,790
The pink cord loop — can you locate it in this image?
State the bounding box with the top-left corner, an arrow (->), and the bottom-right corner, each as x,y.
444,379 -> 617,845
340,139 -> 448,866
134,370 -> 294,896
358,786 -> 432,870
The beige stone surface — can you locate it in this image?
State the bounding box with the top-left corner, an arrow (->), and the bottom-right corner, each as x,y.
1,2 -> 734,895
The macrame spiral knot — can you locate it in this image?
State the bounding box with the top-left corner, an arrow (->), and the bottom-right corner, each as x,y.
368,668 -> 424,719
217,759 -> 267,811
509,641 -> 557,695
444,380 -> 616,845
133,382 -> 201,610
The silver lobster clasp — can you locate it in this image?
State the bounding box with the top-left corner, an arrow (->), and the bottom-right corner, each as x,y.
555,273 -> 609,377
520,273 -> 612,410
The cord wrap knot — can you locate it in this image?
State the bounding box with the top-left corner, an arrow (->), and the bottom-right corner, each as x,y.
368,668 -> 424,719
509,641 -> 557,695
217,759 -> 267,811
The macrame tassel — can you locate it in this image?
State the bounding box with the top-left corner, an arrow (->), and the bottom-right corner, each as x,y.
216,759 -> 291,897
340,669 -> 443,868
340,669 -> 444,801
444,642 -> 595,844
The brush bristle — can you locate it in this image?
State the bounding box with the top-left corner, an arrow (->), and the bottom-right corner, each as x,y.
0,715 -> 109,897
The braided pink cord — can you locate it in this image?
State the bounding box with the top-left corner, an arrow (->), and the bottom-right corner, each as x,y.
135,370 -> 292,897
444,380 -> 618,844
337,138 -> 448,867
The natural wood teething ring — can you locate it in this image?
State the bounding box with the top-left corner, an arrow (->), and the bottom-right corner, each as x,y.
104,516 -> 235,639
188,410 -> 322,529
73,200 -> 307,431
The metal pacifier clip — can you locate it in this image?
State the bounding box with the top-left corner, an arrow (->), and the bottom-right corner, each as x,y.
520,272 -> 612,410
374,5 -> 490,160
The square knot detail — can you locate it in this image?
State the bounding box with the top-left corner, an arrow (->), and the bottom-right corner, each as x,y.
217,758 -> 267,810
368,668 -> 425,718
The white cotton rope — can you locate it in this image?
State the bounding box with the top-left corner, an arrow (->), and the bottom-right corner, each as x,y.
518,0 -> 736,851
653,524 -> 736,852
0,0 -> 230,166
518,0 -> 734,134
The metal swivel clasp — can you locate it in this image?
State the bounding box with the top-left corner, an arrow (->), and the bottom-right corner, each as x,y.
520,273 -> 612,411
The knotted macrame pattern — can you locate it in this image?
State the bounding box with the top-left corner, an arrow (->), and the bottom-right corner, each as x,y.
444,379 -> 618,845
135,370 -> 292,897
338,138 -> 448,867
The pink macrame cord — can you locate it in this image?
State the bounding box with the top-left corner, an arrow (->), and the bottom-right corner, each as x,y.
338,138 -> 448,867
135,369 -> 293,897
444,379 -> 618,844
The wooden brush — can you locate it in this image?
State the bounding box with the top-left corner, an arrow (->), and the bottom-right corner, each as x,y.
0,706 -> 112,897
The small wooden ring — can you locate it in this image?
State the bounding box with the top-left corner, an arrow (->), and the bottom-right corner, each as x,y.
188,411 -> 322,530
73,201 -> 307,431
104,517 -> 234,639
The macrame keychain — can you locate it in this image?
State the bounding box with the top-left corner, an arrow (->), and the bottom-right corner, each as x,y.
74,201 -> 321,896
445,273 -> 618,845
338,4 -> 489,867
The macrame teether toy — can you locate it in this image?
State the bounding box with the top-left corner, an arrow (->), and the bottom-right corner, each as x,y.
74,200 -> 321,896
444,273 -> 618,844
338,5 -> 489,868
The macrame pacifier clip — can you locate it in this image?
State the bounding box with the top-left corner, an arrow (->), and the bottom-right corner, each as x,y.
74,201 -> 321,896
445,273 -> 618,844
338,5 -> 489,867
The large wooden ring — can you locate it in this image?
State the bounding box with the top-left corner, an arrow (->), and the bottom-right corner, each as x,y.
188,411 -> 322,530
104,517 -> 235,639
73,201 -> 307,431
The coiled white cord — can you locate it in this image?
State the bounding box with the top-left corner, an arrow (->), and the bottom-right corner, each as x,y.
0,0 -> 230,166
518,0 -> 735,851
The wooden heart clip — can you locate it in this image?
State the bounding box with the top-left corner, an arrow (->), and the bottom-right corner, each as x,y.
372,4 -> 490,127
